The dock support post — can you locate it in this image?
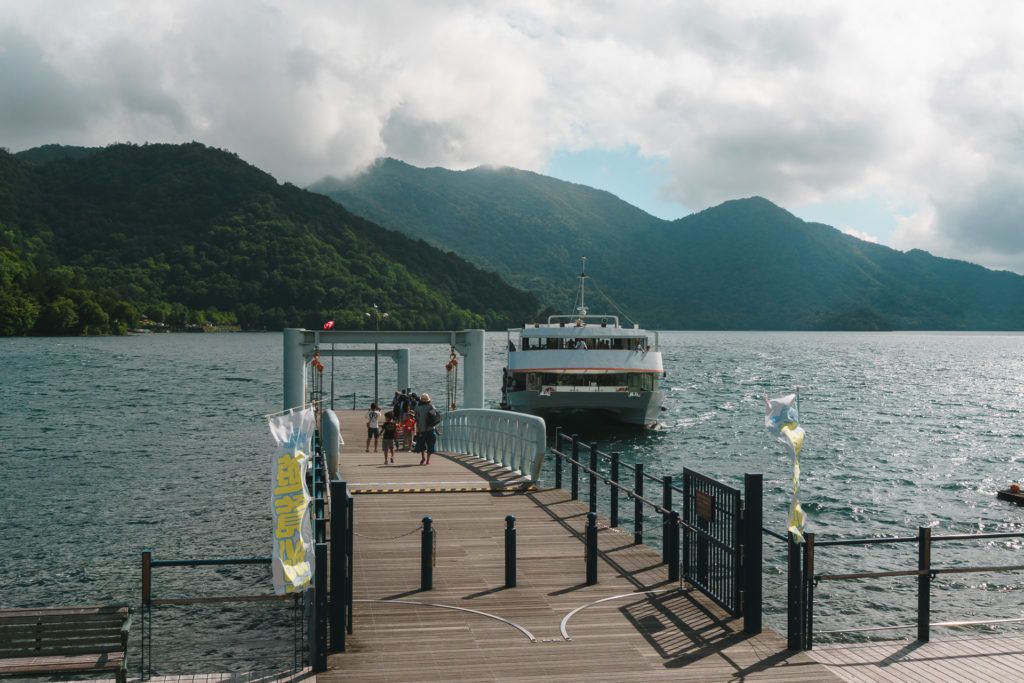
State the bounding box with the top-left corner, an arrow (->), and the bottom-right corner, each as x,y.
586,511 -> 598,585
421,516 -> 434,591
554,427 -> 563,489
140,549 -> 151,680
805,533 -> 815,651
786,532 -> 805,651
571,435 -> 580,500
461,329 -> 486,409
313,542 -> 328,672
918,526 -> 931,643
283,328 -> 306,411
742,473 -> 763,635
346,494 -> 354,635
610,453 -> 620,527
634,463 -> 644,545
667,511 -> 680,582
505,515 -> 517,588
588,442 -> 598,514
396,348 -> 411,392
329,480 -> 348,652
662,475 -> 672,563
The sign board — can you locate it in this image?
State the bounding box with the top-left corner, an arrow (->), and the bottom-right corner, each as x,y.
268,407 -> 315,594
695,490 -> 715,523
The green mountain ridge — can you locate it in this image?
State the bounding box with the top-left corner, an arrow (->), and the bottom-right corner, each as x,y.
314,160 -> 1024,330
0,143 -> 542,336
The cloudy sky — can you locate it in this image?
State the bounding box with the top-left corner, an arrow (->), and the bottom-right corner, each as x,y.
3,1 -> 1023,273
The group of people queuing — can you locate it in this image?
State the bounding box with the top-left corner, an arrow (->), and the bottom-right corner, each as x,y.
365,388 -> 443,466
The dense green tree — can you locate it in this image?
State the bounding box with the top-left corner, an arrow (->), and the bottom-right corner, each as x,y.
38,296 -> 78,335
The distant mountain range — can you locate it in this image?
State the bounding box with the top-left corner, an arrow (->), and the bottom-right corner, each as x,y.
313,159 -> 1024,330
0,144 -> 541,336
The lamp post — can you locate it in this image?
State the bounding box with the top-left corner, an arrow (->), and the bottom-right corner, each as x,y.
365,304 -> 388,405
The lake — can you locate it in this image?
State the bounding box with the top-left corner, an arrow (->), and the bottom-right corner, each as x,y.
2,330 -> 1023,670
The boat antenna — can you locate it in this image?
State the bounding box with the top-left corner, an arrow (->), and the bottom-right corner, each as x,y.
575,256 -> 588,320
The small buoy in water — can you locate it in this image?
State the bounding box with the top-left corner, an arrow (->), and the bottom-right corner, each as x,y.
1012,483 -> 1021,494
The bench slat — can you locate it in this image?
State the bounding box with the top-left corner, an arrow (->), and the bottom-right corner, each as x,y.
0,651 -> 123,674
0,613 -> 127,627
1,623 -> 124,637
0,606 -> 128,619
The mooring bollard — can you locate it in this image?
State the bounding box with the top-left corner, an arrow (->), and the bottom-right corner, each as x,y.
421,516 -> 434,591
586,511 -> 598,585
571,434 -> 580,500
505,515 -> 517,588
662,475 -> 673,563
634,463 -> 644,545
554,427 -> 563,489
588,442 -> 598,514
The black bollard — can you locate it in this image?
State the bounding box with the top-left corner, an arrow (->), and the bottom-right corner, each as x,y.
421,516 -> 434,591
667,511 -> 680,581
505,515 -> 517,588
586,511 -> 598,585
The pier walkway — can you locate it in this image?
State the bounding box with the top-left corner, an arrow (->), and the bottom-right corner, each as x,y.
324,410 -> 833,682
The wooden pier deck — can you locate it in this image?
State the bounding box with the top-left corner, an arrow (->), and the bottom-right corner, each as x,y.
323,410 -> 834,682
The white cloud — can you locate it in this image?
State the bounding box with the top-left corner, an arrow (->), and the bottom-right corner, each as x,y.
842,228 -> 880,245
2,0 -> 1024,271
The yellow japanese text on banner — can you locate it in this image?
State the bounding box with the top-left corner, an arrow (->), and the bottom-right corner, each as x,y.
268,407 -> 316,594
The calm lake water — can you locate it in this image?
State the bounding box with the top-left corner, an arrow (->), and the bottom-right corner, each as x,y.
2,331 -> 1023,670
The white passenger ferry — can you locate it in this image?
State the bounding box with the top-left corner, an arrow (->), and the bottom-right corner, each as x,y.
500,260 -> 665,428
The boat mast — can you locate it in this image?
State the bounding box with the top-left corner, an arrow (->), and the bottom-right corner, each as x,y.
576,256 -> 588,322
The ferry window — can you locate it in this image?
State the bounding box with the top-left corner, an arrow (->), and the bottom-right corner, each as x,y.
642,374 -> 654,391
522,338 -> 529,350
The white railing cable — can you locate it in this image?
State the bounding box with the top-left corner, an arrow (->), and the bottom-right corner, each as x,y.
436,409 -> 547,481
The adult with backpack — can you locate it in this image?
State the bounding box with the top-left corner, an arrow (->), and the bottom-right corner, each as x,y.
413,393 -> 442,465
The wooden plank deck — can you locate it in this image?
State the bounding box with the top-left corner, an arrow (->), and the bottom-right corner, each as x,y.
324,410 -> 835,681
808,633 -> 1024,682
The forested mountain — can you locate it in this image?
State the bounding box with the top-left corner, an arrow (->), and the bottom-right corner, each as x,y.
0,143 -> 542,336
315,160 -> 1024,330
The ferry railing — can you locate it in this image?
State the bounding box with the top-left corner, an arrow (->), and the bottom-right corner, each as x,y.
781,528 -> 1024,651
550,428 -> 763,632
437,409 -> 547,482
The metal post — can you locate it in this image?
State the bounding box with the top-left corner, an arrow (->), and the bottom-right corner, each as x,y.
421,516 -> 434,591
610,452 -> 620,527
505,515 -> 517,588
346,494 -> 354,635
634,463 -> 644,545
918,526 -> 932,643
313,542 -> 328,672
140,549 -> 151,680
571,434 -> 580,500
668,511 -> 680,582
374,341 -> 379,406
586,511 -> 598,585
742,473 -> 763,635
554,427 -> 563,489
805,532 -> 815,650
329,480 -> 348,652
662,475 -> 672,563
352,392 -> 356,410
588,442 -> 598,514
787,532 -> 805,651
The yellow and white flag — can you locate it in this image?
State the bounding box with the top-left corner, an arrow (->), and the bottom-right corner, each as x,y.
765,393 -> 807,543
268,407 -> 315,594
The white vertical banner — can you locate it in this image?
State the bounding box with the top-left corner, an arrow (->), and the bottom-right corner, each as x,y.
268,407 -> 316,594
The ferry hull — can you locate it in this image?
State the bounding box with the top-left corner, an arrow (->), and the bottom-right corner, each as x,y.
504,389 -> 664,428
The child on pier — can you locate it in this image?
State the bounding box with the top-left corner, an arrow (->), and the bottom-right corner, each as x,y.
381,411 -> 397,464
402,411 -> 416,451
365,402 -> 382,452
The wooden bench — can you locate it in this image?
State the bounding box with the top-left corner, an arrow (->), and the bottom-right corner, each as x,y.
0,605 -> 131,683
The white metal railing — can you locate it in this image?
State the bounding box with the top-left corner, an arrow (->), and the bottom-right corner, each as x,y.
437,409 -> 547,482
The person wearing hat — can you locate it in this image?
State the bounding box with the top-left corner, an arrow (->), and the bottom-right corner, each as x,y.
414,392 -> 440,465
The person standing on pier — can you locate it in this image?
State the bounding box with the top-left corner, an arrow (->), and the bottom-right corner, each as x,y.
414,393 -> 441,465
381,411 -> 397,464
365,402 -> 382,452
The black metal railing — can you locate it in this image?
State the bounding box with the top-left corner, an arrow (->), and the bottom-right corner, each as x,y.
550,428 -> 763,632
782,528 -> 1024,650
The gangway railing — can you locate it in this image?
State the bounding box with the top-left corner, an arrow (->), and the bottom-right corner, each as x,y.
436,409 -> 547,482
